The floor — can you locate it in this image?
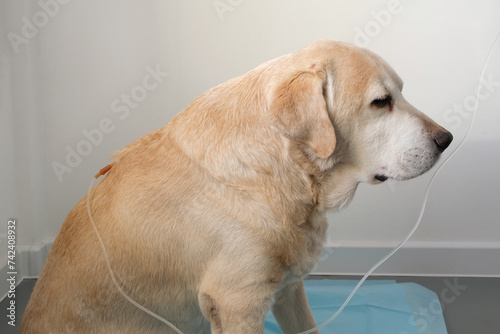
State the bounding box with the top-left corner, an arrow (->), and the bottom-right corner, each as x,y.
1,276 -> 499,333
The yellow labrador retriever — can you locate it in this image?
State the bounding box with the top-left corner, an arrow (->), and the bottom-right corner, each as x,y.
21,40 -> 452,334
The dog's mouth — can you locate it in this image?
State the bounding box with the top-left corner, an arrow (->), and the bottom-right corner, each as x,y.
374,174 -> 389,182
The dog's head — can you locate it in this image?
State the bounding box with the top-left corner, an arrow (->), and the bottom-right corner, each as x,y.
270,40 -> 453,184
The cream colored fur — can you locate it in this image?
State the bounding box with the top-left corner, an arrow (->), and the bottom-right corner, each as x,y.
21,40 -> 452,334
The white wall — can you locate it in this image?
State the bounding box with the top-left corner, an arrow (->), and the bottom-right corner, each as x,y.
1,0 -> 499,287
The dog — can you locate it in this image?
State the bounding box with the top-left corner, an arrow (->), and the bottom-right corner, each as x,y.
21,40 -> 452,333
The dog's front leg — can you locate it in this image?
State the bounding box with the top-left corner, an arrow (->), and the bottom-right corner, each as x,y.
272,279 -> 319,334
199,283 -> 275,334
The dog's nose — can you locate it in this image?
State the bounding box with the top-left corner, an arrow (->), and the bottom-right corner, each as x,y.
433,130 -> 453,152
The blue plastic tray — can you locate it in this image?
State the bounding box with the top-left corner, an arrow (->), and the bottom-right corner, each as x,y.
264,280 -> 448,334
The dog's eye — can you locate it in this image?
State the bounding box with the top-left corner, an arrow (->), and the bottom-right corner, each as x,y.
371,95 -> 392,109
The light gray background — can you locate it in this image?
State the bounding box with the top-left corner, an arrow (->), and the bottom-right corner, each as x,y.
1,0 -> 499,289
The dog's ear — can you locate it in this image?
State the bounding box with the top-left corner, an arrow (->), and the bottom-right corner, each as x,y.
270,72 -> 336,158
